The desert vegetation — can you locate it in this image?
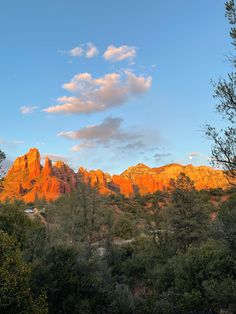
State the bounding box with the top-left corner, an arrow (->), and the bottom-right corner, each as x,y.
0,171 -> 235,313
1,0 -> 236,313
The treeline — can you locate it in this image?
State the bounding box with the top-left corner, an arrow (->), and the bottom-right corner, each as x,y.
0,173 -> 235,313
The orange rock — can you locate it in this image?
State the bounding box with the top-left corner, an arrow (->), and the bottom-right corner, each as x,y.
121,163 -> 161,195
53,161 -> 77,189
111,175 -> 134,197
77,167 -> 112,194
0,149 -> 75,202
42,157 -> 53,177
27,148 -> 41,179
121,163 -> 230,194
0,148 -> 232,203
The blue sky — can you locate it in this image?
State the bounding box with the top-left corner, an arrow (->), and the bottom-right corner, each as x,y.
0,0 -> 232,173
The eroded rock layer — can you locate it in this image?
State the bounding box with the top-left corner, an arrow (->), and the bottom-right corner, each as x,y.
0,148 -> 231,202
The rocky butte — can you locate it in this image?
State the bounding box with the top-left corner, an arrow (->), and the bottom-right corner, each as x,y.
0,148 -> 231,203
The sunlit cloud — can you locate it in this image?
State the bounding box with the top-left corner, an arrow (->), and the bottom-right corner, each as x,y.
63,43 -> 99,59
44,70 -> 152,114
70,143 -> 96,152
58,117 -> 138,143
20,105 -> 39,115
188,152 -> 200,160
57,117 -> 146,153
85,42 -> 99,58
104,45 -> 137,62
69,46 -> 84,57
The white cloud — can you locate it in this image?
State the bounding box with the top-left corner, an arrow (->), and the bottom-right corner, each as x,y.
20,105 -> 38,115
69,46 -> 84,57
104,45 -> 137,62
86,43 -> 99,58
65,43 -> 98,59
44,70 -> 152,114
70,143 -> 95,152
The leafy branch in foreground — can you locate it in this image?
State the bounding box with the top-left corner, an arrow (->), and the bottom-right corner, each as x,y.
205,0 -> 236,183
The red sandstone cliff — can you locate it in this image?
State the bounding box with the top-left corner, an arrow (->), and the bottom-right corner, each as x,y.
121,163 -> 230,195
0,148 -> 232,202
0,148 -> 76,202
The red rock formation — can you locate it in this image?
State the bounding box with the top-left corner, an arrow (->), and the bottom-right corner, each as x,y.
111,175 -> 134,197
121,163 -> 161,195
0,148 -> 76,202
0,148 -> 232,203
78,168 -> 113,195
121,163 -> 230,194
152,163 -> 229,191
42,157 -> 53,177
7,148 -> 41,179
53,161 -> 77,189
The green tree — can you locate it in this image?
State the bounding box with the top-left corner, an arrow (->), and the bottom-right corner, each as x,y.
110,284 -> 135,314
0,202 -> 48,262
0,202 -> 37,250
0,230 -> 47,313
153,240 -> 236,313
205,0 -> 236,183
47,182 -> 106,259
142,193 -> 173,261
169,172 -> 195,192
31,245 -> 110,314
168,174 -> 211,251
114,212 -> 135,239
215,193 -> 236,253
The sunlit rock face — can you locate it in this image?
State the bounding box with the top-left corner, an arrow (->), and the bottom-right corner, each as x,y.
152,163 -> 229,191
8,148 -> 41,179
121,163 -> 162,195
120,163 -> 230,194
110,175 -> 134,197
42,157 -> 53,177
78,168 -> 113,195
0,148 -> 75,202
0,148 -> 231,202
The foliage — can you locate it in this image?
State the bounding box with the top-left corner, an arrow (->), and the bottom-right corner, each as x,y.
153,240 -> 236,313
205,0 -> 236,183
0,177 -> 235,312
215,193 -> 236,253
113,212 -> 135,239
167,173 -> 211,251
109,284 -> 135,314
0,230 -> 47,313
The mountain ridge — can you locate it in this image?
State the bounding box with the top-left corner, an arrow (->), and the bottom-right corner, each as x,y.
0,148 -> 231,202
